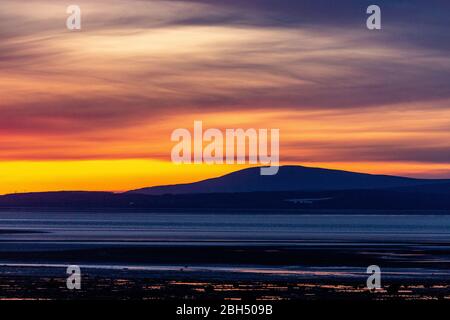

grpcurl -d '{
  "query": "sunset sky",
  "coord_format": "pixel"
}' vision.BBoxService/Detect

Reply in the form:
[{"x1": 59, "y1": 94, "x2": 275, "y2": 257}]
[{"x1": 1, "y1": 0, "x2": 449, "y2": 194}]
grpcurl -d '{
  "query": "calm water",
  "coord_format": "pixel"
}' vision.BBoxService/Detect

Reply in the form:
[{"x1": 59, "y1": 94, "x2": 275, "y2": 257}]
[
  {"x1": 0, "y1": 210, "x2": 449, "y2": 279},
  {"x1": 0, "y1": 210, "x2": 449, "y2": 249}
]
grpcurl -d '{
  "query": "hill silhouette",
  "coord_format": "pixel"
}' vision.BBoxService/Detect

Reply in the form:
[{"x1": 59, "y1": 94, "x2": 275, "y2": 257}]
[
  {"x1": 128, "y1": 165, "x2": 449, "y2": 195},
  {"x1": 1, "y1": 166, "x2": 450, "y2": 210}
]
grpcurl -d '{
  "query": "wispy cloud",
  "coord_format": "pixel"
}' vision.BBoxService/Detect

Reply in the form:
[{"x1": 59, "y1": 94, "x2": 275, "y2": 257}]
[{"x1": 0, "y1": 0, "x2": 449, "y2": 189}]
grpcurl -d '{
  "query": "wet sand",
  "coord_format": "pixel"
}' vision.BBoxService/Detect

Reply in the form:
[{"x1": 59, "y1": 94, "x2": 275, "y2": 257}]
[
  {"x1": 1, "y1": 264, "x2": 450, "y2": 301},
  {"x1": 0, "y1": 243, "x2": 449, "y2": 300},
  {"x1": 0, "y1": 242, "x2": 449, "y2": 268},
  {"x1": 1, "y1": 211, "x2": 449, "y2": 300}
]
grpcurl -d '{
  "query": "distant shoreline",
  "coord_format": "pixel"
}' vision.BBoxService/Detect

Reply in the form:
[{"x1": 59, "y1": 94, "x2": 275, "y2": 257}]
[
  {"x1": 0, "y1": 229, "x2": 48, "y2": 234},
  {"x1": 1, "y1": 207, "x2": 450, "y2": 215}
]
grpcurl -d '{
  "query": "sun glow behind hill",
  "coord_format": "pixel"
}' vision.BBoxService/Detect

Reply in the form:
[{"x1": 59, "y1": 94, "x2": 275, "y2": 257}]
[{"x1": 0, "y1": 0, "x2": 449, "y2": 194}]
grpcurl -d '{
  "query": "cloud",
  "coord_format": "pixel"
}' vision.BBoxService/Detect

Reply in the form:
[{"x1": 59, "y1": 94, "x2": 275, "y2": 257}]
[{"x1": 0, "y1": 0, "x2": 449, "y2": 172}]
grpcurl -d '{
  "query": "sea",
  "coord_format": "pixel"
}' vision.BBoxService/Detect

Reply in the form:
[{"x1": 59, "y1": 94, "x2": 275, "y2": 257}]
[{"x1": 0, "y1": 210, "x2": 449, "y2": 281}]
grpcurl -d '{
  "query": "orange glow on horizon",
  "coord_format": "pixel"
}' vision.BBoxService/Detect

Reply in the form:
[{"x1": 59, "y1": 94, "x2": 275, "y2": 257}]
[
  {"x1": 0, "y1": 159, "x2": 449, "y2": 195},
  {"x1": 1, "y1": 0, "x2": 449, "y2": 194},
  {"x1": 0, "y1": 160, "x2": 251, "y2": 195}
]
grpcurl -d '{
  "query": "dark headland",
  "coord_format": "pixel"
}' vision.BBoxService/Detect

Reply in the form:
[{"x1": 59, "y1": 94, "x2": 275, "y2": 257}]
[{"x1": 1, "y1": 166, "x2": 450, "y2": 211}]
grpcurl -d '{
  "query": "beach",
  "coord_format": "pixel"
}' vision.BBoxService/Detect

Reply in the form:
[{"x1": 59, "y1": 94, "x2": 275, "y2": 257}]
[{"x1": 0, "y1": 210, "x2": 449, "y2": 300}]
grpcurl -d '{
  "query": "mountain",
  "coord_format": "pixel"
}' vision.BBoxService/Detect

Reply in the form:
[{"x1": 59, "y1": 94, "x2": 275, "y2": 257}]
[
  {"x1": 2, "y1": 187, "x2": 450, "y2": 211},
  {"x1": 1, "y1": 166, "x2": 450, "y2": 211},
  {"x1": 128, "y1": 165, "x2": 449, "y2": 195}
]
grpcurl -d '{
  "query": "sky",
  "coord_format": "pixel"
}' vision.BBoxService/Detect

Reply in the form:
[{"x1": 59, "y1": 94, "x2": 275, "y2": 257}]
[{"x1": 1, "y1": 0, "x2": 449, "y2": 194}]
